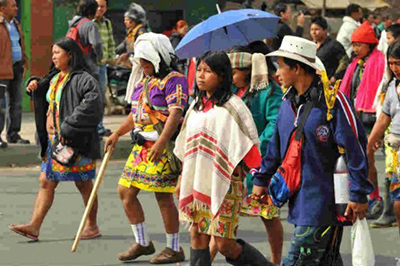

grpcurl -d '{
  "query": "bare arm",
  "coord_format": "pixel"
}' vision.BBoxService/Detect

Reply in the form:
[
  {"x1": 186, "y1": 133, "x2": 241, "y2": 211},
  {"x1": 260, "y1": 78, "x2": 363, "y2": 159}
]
[
  {"x1": 158, "y1": 109, "x2": 183, "y2": 143},
  {"x1": 366, "y1": 112, "x2": 391, "y2": 195},
  {"x1": 116, "y1": 112, "x2": 136, "y2": 136},
  {"x1": 367, "y1": 112, "x2": 391, "y2": 154},
  {"x1": 104, "y1": 112, "x2": 135, "y2": 152}
]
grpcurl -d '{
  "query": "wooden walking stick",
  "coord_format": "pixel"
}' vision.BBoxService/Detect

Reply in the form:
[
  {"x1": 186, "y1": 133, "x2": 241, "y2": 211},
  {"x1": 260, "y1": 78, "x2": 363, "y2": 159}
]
[{"x1": 71, "y1": 147, "x2": 112, "y2": 252}]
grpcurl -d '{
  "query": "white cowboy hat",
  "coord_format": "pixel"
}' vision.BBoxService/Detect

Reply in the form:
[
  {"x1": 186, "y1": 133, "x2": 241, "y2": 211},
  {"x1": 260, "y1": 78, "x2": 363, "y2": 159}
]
[{"x1": 267, "y1": 36, "x2": 325, "y2": 72}]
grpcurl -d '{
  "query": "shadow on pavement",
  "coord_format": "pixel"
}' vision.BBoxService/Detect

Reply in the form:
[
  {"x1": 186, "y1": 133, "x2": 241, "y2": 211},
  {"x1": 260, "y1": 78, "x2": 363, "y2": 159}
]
[{"x1": 341, "y1": 253, "x2": 400, "y2": 266}]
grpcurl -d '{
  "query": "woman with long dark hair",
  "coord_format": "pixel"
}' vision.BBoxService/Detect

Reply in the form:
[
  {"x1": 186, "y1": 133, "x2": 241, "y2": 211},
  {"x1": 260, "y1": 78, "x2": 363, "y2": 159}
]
[
  {"x1": 105, "y1": 33, "x2": 187, "y2": 264},
  {"x1": 174, "y1": 51, "x2": 274, "y2": 266},
  {"x1": 367, "y1": 40, "x2": 400, "y2": 232},
  {"x1": 9, "y1": 37, "x2": 104, "y2": 241}
]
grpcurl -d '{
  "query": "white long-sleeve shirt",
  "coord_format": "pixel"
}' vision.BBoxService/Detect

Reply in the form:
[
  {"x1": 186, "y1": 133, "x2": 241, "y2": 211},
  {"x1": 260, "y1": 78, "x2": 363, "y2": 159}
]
[{"x1": 337, "y1": 16, "x2": 360, "y2": 58}]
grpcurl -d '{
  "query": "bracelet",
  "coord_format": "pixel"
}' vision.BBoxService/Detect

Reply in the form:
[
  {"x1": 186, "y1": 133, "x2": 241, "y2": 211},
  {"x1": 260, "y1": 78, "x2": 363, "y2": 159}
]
[{"x1": 115, "y1": 129, "x2": 122, "y2": 137}]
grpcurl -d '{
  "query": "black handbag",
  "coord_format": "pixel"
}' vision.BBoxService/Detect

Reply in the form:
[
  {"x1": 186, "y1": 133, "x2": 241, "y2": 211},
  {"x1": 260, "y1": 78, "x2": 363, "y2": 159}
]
[{"x1": 51, "y1": 137, "x2": 78, "y2": 167}]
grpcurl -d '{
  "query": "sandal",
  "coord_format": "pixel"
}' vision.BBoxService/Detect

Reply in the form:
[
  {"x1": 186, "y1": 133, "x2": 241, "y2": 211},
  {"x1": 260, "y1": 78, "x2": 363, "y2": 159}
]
[
  {"x1": 77, "y1": 226, "x2": 102, "y2": 240},
  {"x1": 9, "y1": 225, "x2": 39, "y2": 241}
]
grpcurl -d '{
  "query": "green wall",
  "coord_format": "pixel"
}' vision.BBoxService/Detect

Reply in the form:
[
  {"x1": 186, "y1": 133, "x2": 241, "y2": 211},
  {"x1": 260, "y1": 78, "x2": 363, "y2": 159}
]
[
  {"x1": 21, "y1": 0, "x2": 30, "y2": 112},
  {"x1": 53, "y1": 2, "x2": 77, "y2": 42},
  {"x1": 185, "y1": 1, "x2": 218, "y2": 24}
]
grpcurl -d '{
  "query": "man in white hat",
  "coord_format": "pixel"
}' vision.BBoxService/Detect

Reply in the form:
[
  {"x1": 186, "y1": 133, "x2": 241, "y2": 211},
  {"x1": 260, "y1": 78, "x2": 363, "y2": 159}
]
[{"x1": 251, "y1": 36, "x2": 374, "y2": 265}]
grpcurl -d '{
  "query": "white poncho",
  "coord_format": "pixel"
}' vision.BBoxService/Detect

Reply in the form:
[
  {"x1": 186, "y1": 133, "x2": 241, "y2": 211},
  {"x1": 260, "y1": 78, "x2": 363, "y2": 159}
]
[{"x1": 174, "y1": 95, "x2": 260, "y2": 218}]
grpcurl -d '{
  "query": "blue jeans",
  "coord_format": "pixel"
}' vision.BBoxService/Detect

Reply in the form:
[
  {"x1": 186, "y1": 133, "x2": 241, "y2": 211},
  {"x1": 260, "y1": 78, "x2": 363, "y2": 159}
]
[
  {"x1": 96, "y1": 64, "x2": 108, "y2": 134},
  {"x1": 281, "y1": 226, "x2": 343, "y2": 266},
  {"x1": 0, "y1": 61, "x2": 23, "y2": 139},
  {"x1": 98, "y1": 64, "x2": 108, "y2": 91}
]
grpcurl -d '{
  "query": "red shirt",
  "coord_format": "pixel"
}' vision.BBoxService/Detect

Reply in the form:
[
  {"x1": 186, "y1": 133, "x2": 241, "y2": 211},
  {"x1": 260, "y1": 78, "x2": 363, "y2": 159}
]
[{"x1": 236, "y1": 86, "x2": 248, "y2": 98}]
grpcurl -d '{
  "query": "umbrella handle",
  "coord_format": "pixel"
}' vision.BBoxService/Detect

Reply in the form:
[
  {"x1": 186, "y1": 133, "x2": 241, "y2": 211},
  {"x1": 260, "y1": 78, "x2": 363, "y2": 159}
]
[
  {"x1": 216, "y1": 4, "x2": 221, "y2": 14},
  {"x1": 71, "y1": 148, "x2": 112, "y2": 252}
]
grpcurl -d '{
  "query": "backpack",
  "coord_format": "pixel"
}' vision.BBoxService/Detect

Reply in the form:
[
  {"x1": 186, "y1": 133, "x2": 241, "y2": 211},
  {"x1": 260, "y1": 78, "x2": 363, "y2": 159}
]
[{"x1": 66, "y1": 18, "x2": 91, "y2": 54}]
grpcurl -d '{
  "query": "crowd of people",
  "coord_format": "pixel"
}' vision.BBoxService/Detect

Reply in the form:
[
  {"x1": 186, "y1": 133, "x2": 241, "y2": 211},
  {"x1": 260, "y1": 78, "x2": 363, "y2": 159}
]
[{"x1": 1, "y1": 0, "x2": 399, "y2": 265}]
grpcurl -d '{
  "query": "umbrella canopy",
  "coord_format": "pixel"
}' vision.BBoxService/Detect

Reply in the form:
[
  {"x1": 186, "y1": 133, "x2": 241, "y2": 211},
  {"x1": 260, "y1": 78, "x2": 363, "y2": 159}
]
[
  {"x1": 175, "y1": 9, "x2": 279, "y2": 59},
  {"x1": 301, "y1": 0, "x2": 389, "y2": 10}
]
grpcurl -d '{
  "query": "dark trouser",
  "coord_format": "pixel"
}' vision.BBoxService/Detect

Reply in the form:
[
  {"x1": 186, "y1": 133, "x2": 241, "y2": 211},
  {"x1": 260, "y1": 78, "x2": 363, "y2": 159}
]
[
  {"x1": 0, "y1": 62, "x2": 23, "y2": 139},
  {"x1": 0, "y1": 81, "x2": 6, "y2": 135},
  {"x1": 281, "y1": 225, "x2": 343, "y2": 266},
  {"x1": 96, "y1": 64, "x2": 107, "y2": 134}
]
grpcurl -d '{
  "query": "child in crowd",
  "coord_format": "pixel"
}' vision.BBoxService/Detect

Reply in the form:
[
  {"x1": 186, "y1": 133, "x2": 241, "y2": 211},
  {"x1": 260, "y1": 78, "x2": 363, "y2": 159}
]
[{"x1": 174, "y1": 51, "x2": 274, "y2": 266}]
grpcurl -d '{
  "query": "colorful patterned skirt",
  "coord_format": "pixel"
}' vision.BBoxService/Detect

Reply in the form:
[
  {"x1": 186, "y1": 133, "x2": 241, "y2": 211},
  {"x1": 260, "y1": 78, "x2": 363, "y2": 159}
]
[
  {"x1": 384, "y1": 127, "x2": 395, "y2": 174},
  {"x1": 390, "y1": 174, "x2": 400, "y2": 201},
  {"x1": 118, "y1": 143, "x2": 178, "y2": 193},
  {"x1": 240, "y1": 173, "x2": 279, "y2": 219},
  {"x1": 181, "y1": 175, "x2": 245, "y2": 239},
  {"x1": 390, "y1": 151, "x2": 400, "y2": 201},
  {"x1": 41, "y1": 135, "x2": 96, "y2": 182},
  {"x1": 385, "y1": 142, "x2": 395, "y2": 174}
]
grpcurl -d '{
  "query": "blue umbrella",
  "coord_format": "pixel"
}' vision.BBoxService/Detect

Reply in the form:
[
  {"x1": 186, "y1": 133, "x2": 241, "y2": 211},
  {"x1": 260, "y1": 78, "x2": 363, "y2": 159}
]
[{"x1": 175, "y1": 9, "x2": 280, "y2": 59}]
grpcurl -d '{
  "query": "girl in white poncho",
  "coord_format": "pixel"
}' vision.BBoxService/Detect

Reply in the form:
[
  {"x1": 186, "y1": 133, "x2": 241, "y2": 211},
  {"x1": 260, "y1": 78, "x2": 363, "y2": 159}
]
[{"x1": 174, "y1": 51, "x2": 274, "y2": 266}]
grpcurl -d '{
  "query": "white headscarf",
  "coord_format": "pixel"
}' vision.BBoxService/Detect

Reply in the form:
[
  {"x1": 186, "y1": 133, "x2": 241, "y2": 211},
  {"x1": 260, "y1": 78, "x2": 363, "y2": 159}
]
[{"x1": 125, "y1": 33, "x2": 175, "y2": 102}]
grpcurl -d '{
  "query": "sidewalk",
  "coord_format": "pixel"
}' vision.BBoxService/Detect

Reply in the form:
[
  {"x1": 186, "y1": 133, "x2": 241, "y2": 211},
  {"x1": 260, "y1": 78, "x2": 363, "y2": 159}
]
[{"x1": 0, "y1": 112, "x2": 132, "y2": 167}]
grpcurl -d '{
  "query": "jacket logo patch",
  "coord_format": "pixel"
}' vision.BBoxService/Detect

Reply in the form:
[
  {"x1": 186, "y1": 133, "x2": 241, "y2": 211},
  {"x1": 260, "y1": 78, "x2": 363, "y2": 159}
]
[{"x1": 316, "y1": 125, "x2": 330, "y2": 142}]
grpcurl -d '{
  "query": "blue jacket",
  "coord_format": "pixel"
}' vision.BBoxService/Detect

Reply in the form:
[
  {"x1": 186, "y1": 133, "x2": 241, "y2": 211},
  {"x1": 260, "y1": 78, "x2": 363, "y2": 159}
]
[{"x1": 253, "y1": 82, "x2": 374, "y2": 226}]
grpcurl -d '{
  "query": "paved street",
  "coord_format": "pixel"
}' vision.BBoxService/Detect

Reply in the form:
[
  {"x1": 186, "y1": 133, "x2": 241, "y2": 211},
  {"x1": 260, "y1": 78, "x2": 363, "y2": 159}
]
[{"x1": 0, "y1": 157, "x2": 399, "y2": 266}]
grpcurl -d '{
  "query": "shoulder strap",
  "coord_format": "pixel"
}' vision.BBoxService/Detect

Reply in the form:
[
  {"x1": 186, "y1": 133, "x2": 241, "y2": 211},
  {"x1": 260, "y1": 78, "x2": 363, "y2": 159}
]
[
  {"x1": 294, "y1": 101, "x2": 313, "y2": 141},
  {"x1": 50, "y1": 73, "x2": 72, "y2": 137},
  {"x1": 76, "y1": 17, "x2": 90, "y2": 28},
  {"x1": 52, "y1": 91, "x2": 59, "y2": 138},
  {"x1": 143, "y1": 77, "x2": 153, "y2": 108},
  {"x1": 74, "y1": 18, "x2": 91, "y2": 53},
  {"x1": 142, "y1": 78, "x2": 168, "y2": 124}
]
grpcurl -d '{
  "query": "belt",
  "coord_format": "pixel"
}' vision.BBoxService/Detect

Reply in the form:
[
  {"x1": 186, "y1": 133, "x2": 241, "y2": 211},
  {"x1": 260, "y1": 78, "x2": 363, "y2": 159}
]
[{"x1": 13, "y1": 61, "x2": 22, "y2": 66}]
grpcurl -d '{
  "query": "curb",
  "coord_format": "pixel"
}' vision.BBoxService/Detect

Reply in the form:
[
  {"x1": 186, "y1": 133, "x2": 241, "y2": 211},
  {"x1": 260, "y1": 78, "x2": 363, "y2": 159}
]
[{"x1": 0, "y1": 139, "x2": 132, "y2": 167}]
